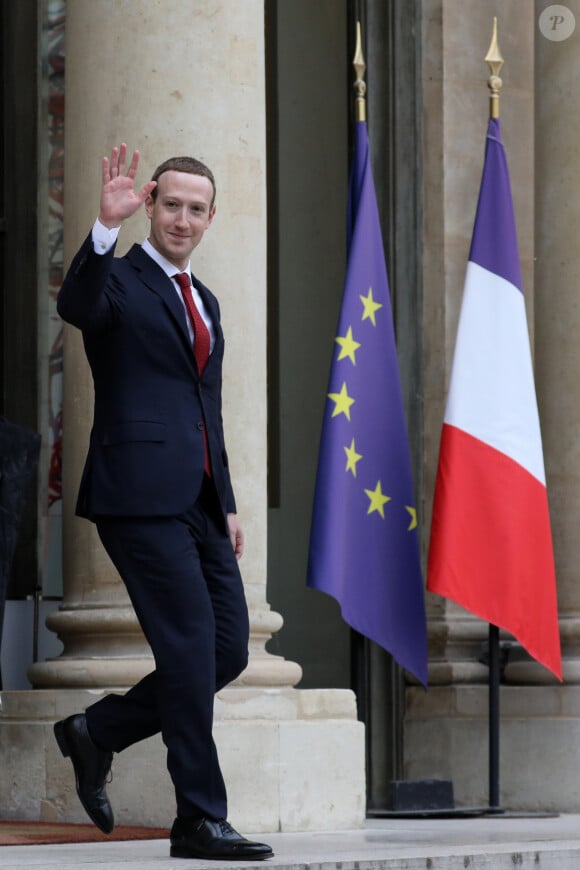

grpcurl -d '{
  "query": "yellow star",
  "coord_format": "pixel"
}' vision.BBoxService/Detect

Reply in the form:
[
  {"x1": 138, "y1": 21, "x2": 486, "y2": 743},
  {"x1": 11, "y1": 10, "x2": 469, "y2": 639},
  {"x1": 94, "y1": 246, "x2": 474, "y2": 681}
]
[
  {"x1": 364, "y1": 481, "x2": 391, "y2": 518},
  {"x1": 344, "y1": 438, "x2": 363, "y2": 477},
  {"x1": 360, "y1": 287, "x2": 383, "y2": 326},
  {"x1": 406, "y1": 506, "x2": 418, "y2": 530},
  {"x1": 327, "y1": 382, "x2": 355, "y2": 420},
  {"x1": 335, "y1": 326, "x2": 361, "y2": 365}
]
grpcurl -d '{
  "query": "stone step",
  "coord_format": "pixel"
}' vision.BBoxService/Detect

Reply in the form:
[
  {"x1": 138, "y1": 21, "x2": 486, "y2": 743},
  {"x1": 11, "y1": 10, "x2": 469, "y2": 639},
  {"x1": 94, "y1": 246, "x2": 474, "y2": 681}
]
[{"x1": 1, "y1": 817, "x2": 580, "y2": 869}]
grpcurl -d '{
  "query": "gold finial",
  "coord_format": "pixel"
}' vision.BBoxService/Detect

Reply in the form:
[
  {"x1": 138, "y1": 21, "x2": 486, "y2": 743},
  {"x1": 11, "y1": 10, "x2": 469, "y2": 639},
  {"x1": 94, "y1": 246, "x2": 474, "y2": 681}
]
[
  {"x1": 485, "y1": 17, "x2": 503, "y2": 119},
  {"x1": 353, "y1": 21, "x2": 366, "y2": 123}
]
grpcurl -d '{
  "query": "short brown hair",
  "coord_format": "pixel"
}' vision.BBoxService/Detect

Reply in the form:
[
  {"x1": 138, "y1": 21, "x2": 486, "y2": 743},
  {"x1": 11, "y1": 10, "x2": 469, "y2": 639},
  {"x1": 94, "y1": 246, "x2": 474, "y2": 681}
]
[{"x1": 150, "y1": 156, "x2": 216, "y2": 206}]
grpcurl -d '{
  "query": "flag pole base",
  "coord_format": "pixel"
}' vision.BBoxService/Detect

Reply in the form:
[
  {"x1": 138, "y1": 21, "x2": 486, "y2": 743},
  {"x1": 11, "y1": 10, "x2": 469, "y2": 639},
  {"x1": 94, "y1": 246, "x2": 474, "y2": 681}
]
[
  {"x1": 483, "y1": 810, "x2": 560, "y2": 819},
  {"x1": 369, "y1": 807, "x2": 487, "y2": 819},
  {"x1": 371, "y1": 779, "x2": 488, "y2": 817}
]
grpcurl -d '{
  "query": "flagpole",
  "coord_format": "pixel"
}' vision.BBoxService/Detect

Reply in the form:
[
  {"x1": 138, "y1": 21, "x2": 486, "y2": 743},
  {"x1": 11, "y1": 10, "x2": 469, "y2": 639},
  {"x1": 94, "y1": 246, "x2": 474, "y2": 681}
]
[
  {"x1": 348, "y1": 11, "x2": 367, "y2": 749},
  {"x1": 485, "y1": 17, "x2": 503, "y2": 120},
  {"x1": 340, "y1": 19, "x2": 429, "y2": 812},
  {"x1": 353, "y1": 20, "x2": 366, "y2": 123},
  {"x1": 485, "y1": 16, "x2": 504, "y2": 816}
]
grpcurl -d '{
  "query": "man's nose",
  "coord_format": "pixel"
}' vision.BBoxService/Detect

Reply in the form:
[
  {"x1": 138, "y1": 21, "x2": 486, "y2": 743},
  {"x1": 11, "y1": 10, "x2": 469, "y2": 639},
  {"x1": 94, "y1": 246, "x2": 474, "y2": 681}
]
[{"x1": 175, "y1": 208, "x2": 189, "y2": 225}]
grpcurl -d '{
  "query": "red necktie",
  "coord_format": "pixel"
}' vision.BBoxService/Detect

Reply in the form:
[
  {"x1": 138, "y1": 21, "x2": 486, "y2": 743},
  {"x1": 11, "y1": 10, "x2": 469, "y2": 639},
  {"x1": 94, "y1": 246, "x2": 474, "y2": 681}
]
[
  {"x1": 174, "y1": 272, "x2": 211, "y2": 375},
  {"x1": 174, "y1": 271, "x2": 212, "y2": 475}
]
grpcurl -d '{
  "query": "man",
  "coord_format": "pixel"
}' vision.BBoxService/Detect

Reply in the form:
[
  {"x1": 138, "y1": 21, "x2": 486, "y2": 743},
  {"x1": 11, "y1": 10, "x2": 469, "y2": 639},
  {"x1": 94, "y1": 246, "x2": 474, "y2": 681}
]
[{"x1": 54, "y1": 144, "x2": 272, "y2": 861}]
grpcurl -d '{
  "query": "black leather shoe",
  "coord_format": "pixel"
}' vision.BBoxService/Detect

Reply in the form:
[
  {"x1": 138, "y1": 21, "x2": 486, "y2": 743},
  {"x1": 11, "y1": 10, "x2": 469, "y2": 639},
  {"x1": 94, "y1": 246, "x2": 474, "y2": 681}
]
[
  {"x1": 54, "y1": 713, "x2": 114, "y2": 834},
  {"x1": 169, "y1": 816, "x2": 273, "y2": 860}
]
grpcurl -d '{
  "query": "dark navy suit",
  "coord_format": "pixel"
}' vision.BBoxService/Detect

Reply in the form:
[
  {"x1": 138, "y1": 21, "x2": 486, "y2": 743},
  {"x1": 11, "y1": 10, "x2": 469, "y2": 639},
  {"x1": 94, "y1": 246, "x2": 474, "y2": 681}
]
[{"x1": 57, "y1": 236, "x2": 249, "y2": 820}]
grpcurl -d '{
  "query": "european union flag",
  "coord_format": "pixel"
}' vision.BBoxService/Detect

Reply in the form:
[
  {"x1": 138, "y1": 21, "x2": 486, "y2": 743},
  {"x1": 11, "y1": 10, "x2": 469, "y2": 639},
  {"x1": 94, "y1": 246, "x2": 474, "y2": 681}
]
[{"x1": 307, "y1": 120, "x2": 428, "y2": 686}]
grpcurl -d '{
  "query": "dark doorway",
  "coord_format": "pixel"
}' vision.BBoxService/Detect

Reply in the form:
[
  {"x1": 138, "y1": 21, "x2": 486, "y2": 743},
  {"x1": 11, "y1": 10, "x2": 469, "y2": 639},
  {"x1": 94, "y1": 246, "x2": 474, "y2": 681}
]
[
  {"x1": 266, "y1": 0, "x2": 423, "y2": 812},
  {"x1": 0, "y1": 0, "x2": 40, "y2": 597}
]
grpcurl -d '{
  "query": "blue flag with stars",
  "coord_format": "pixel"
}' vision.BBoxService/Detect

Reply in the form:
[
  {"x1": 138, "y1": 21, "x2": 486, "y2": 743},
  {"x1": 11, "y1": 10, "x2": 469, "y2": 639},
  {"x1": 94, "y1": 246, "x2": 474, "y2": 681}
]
[{"x1": 307, "y1": 120, "x2": 428, "y2": 686}]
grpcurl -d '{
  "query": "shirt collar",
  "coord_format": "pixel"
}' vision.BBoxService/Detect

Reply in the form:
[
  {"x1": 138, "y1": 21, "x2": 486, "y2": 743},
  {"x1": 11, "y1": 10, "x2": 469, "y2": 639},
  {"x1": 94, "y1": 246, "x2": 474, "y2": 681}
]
[{"x1": 142, "y1": 237, "x2": 191, "y2": 280}]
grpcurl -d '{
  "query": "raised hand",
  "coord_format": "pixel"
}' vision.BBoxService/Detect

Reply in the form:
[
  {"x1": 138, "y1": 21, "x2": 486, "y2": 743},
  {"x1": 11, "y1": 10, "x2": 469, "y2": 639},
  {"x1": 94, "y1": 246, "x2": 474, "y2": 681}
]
[{"x1": 99, "y1": 143, "x2": 157, "y2": 229}]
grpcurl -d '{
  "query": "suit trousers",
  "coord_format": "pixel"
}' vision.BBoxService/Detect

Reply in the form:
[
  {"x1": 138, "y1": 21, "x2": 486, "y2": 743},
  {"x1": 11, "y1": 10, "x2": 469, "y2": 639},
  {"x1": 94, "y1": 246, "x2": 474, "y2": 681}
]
[{"x1": 84, "y1": 477, "x2": 250, "y2": 820}]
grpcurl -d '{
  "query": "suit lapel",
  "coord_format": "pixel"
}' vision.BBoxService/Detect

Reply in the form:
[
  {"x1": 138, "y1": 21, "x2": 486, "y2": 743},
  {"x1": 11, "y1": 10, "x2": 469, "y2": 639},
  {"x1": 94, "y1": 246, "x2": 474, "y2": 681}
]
[
  {"x1": 124, "y1": 245, "x2": 223, "y2": 375},
  {"x1": 125, "y1": 244, "x2": 191, "y2": 347}
]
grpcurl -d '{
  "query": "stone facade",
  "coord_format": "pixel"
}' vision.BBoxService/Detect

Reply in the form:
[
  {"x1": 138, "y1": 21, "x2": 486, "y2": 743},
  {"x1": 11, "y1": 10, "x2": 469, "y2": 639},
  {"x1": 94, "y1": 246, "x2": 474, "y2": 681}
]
[{"x1": 2, "y1": 0, "x2": 580, "y2": 826}]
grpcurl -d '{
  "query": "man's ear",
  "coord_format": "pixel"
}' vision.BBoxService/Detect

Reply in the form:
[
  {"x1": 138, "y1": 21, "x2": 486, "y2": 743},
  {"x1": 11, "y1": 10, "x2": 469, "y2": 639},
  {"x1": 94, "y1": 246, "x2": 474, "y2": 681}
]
[
  {"x1": 144, "y1": 195, "x2": 154, "y2": 219},
  {"x1": 207, "y1": 204, "x2": 217, "y2": 226}
]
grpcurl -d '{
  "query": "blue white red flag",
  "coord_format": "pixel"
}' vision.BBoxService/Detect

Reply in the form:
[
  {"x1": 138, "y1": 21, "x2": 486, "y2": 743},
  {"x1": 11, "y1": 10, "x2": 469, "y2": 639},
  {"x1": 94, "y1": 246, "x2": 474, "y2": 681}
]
[
  {"x1": 427, "y1": 118, "x2": 562, "y2": 680},
  {"x1": 307, "y1": 121, "x2": 428, "y2": 686}
]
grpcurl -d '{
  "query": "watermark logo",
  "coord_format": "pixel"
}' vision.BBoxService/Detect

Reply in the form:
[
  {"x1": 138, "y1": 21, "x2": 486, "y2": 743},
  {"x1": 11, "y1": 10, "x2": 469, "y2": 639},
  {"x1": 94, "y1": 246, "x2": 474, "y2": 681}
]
[{"x1": 539, "y1": 4, "x2": 576, "y2": 41}]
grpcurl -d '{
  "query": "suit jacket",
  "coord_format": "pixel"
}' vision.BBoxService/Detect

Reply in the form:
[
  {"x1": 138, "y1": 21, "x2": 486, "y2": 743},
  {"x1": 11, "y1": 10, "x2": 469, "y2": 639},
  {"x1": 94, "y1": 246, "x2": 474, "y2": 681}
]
[{"x1": 57, "y1": 235, "x2": 236, "y2": 531}]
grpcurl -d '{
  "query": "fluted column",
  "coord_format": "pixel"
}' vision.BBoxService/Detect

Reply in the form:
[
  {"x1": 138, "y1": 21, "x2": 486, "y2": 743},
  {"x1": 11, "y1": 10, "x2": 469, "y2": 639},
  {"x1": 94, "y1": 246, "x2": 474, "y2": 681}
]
[
  {"x1": 29, "y1": 0, "x2": 300, "y2": 691},
  {"x1": 402, "y1": 1, "x2": 580, "y2": 814},
  {"x1": 518, "y1": 0, "x2": 580, "y2": 685}
]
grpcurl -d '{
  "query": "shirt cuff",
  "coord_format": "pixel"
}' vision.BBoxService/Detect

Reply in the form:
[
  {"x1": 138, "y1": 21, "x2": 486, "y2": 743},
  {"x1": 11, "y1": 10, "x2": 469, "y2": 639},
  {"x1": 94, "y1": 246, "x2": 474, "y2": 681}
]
[{"x1": 92, "y1": 218, "x2": 121, "y2": 254}]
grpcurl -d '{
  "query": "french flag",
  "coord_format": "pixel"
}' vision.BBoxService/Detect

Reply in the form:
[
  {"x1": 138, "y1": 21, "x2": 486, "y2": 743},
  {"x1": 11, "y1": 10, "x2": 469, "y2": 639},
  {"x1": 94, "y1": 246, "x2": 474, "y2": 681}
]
[{"x1": 427, "y1": 118, "x2": 562, "y2": 680}]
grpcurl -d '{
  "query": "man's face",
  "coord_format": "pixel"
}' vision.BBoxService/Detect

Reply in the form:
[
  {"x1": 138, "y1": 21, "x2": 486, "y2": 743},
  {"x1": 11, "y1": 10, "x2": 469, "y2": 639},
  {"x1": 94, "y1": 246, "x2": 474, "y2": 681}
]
[{"x1": 145, "y1": 170, "x2": 216, "y2": 269}]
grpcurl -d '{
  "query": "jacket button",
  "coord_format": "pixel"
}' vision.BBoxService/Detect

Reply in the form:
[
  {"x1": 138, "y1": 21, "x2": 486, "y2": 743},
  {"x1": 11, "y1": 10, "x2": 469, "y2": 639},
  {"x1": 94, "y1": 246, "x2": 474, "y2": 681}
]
[{"x1": 197, "y1": 421, "x2": 205, "y2": 430}]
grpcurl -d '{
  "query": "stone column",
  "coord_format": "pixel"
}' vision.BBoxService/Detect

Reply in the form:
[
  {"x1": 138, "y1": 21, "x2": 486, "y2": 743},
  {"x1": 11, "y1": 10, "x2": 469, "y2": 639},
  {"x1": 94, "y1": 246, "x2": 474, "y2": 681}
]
[
  {"x1": 3, "y1": 0, "x2": 365, "y2": 832},
  {"x1": 28, "y1": 0, "x2": 299, "y2": 692},
  {"x1": 513, "y1": 0, "x2": 580, "y2": 686},
  {"x1": 403, "y1": 1, "x2": 579, "y2": 811}
]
